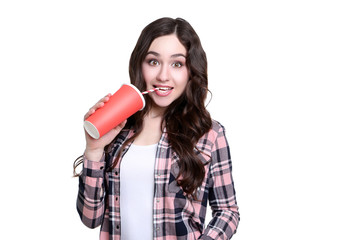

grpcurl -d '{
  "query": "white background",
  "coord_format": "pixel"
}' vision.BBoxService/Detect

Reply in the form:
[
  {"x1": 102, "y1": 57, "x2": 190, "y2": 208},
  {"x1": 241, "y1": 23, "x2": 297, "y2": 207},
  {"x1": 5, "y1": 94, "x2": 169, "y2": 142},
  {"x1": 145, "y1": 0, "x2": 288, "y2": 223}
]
[{"x1": 1, "y1": 0, "x2": 359, "y2": 239}]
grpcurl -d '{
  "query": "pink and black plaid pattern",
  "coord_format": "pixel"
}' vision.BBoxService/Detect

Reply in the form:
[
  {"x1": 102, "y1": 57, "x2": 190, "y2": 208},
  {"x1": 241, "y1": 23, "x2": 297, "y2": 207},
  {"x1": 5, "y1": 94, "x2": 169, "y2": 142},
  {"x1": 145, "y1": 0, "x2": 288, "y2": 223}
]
[{"x1": 77, "y1": 120, "x2": 239, "y2": 239}]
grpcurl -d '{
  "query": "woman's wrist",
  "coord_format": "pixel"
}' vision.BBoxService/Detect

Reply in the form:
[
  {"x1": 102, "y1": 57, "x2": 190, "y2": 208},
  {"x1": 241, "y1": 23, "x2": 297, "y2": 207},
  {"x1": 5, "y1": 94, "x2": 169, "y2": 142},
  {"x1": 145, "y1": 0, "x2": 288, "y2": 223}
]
[{"x1": 84, "y1": 148, "x2": 104, "y2": 162}]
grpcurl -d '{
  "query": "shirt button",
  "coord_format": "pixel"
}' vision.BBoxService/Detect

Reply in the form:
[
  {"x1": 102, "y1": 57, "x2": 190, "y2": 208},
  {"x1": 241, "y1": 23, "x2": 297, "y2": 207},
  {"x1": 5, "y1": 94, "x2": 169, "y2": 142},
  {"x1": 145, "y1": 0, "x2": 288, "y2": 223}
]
[
  {"x1": 156, "y1": 199, "x2": 160, "y2": 203},
  {"x1": 161, "y1": 149, "x2": 165, "y2": 153}
]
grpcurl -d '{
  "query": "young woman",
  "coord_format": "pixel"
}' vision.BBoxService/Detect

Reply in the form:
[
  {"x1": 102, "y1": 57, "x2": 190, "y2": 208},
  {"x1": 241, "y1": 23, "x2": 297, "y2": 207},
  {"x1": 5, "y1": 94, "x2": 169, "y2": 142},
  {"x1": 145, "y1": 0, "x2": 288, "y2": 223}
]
[{"x1": 74, "y1": 17, "x2": 239, "y2": 240}]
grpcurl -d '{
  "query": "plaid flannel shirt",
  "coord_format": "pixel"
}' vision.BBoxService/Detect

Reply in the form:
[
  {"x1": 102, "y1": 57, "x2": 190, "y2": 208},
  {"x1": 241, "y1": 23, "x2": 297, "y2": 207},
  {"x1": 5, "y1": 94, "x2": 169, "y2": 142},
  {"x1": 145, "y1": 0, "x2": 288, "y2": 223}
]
[{"x1": 77, "y1": 120, "x2": 239, "y2": 239}]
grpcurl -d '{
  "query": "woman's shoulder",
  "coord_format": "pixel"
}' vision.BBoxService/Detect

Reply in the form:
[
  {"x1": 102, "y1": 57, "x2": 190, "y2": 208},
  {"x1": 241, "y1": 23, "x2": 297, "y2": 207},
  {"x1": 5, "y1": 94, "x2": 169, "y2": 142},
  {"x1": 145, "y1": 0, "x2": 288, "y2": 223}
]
[
  {"x1": 209, "y1": 119, "x2": 227, "y2": 135},
  {"x1": 197, "y1": 119, "x2": 226, "y2": 144},
  {"x1": 116, "y1": 127, "x2": 134, "y2": 143},
  {"x1": 106, "y1": 127, "x2": 134, "y2": 154},
  {"x1": 194, "y1": 119, "x2": 229, "y2": 159}
]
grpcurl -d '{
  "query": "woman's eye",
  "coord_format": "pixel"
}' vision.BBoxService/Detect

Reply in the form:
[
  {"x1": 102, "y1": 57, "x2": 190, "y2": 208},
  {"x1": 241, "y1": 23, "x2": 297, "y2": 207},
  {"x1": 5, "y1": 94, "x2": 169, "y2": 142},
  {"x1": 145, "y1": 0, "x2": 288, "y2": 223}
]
[
  {"x1": 172, "y1": 62, "x2": 183, "y2": 68},
  {"x1": 148, "y1": 59, "x2": 159, "y2": 66}
]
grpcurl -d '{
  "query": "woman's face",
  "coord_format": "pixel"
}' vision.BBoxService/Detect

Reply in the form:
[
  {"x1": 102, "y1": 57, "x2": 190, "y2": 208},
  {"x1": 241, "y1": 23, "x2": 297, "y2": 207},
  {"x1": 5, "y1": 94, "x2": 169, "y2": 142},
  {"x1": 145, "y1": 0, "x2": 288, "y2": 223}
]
[{"x1": 142, "y1": 34, "x2": 189, "y2": 110}]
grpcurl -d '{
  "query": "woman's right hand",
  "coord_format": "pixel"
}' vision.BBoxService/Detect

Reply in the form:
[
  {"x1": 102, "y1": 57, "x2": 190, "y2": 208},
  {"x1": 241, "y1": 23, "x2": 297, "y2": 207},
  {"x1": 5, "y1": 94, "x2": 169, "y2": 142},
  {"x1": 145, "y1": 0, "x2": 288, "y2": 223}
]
[{"x1": 83, "y1": 93, "x2": 127, "y2": 161}]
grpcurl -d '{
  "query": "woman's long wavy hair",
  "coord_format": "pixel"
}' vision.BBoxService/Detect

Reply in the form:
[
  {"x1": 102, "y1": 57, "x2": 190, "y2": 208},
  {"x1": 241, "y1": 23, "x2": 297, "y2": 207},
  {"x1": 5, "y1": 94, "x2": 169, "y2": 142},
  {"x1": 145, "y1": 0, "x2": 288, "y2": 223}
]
[{"x1": 76, "y1": 17, "x2": 212, "y2": 199}]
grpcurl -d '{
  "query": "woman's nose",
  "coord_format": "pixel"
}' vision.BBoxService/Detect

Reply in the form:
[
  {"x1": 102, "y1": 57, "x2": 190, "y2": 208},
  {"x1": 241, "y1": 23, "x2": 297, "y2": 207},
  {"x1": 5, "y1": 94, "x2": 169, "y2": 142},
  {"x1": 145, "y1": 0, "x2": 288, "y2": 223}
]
[{"x1": 157, "y1": 65, "x2": 170, "y2": 82}]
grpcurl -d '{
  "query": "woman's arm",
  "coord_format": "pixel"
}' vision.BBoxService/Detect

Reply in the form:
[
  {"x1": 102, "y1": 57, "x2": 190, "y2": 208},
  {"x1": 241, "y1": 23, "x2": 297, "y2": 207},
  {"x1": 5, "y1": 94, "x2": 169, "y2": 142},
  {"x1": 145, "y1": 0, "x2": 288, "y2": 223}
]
[
  {"x1": 76, "y1": 154, "x2": 107, "y2": 229},
  {"x1": 76, "y1": 93, "x2": 126, "y2": 228},
  {"x1": 200, "y1": 123, "x2": 240, "y2": 239}
]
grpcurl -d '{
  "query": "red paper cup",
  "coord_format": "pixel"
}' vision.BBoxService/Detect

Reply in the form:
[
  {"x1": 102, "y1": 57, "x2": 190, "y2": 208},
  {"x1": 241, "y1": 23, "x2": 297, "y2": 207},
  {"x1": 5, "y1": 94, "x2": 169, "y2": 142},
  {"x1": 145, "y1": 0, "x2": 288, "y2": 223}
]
[{"x1": 84, "y1": 83, "x2": 145, "y2": 139}]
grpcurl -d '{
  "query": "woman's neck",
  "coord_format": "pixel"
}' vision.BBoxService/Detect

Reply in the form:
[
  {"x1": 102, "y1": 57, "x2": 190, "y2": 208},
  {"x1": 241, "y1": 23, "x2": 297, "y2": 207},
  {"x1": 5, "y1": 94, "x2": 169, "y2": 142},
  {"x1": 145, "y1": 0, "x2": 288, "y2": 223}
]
[
  {"x1": 148, "y1": 105, "x2": 166, "y2": 119},
  {"x1": 132, "y1": 107, "x2": 164, "y2": 146}
]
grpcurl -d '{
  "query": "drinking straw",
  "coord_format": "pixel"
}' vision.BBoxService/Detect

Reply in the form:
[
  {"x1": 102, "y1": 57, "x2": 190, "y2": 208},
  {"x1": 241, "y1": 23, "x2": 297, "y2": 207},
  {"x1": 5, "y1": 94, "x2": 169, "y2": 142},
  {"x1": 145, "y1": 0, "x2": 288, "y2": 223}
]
[{"x1": 142, "y1": 88, "x2": 160, "y2": 95}]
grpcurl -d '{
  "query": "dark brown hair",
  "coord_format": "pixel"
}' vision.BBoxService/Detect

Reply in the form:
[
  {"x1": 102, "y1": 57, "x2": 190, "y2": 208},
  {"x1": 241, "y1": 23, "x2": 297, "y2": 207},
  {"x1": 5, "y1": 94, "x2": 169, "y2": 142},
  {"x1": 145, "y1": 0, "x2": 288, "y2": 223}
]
[{"x1": 76, "y1": 17, "x2": 212, "y2": 198}]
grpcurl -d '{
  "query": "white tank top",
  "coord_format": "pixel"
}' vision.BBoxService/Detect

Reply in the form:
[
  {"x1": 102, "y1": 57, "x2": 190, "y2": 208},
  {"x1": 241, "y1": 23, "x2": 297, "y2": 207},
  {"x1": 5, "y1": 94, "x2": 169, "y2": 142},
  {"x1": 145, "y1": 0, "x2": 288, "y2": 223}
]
[{"x1": 120, "y1": 143, "x2": 157, "y2": 240}]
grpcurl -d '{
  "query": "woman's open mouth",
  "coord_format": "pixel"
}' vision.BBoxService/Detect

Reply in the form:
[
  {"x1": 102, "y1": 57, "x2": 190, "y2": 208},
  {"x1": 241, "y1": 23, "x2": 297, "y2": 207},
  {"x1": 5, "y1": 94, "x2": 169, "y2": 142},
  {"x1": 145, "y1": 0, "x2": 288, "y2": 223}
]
[{"x1": 154, "y1": 86, "x2": 174, "y2": 96}]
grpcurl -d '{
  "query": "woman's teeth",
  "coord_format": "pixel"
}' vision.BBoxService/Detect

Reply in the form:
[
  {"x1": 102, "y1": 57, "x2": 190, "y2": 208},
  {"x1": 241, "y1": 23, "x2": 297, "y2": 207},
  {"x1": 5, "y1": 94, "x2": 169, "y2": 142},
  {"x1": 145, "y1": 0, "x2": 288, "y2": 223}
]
[{"x1": 158, "y1": 87, "x2": 173, "y2": 91}]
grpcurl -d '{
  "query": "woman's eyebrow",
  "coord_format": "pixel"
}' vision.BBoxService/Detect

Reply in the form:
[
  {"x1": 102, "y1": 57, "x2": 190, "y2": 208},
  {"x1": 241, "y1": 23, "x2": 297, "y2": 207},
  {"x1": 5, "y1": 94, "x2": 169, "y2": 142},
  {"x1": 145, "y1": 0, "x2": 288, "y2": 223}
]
[
  {"x1": 171, "y1": 53, "x2": 186, "y2": 58},
  {"x1": 146, "y1": 51, "x2": 186, "y2": 58},
  {"x1": 146, "y1": 51, "x2": 160, "y2": 56}
]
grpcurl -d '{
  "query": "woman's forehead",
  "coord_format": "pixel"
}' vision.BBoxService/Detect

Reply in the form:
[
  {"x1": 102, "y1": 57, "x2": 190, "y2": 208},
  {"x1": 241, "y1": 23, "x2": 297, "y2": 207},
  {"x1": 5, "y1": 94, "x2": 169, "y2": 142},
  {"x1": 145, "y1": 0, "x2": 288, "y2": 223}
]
[{"x1": 148, "y1": 34, "x2": 187, "y2": 57}]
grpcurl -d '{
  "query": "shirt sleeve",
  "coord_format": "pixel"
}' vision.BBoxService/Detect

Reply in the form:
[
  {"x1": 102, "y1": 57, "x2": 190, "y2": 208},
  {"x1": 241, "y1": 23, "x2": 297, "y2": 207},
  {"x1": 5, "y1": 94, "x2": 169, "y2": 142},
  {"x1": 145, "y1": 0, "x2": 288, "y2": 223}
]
[
  {"x1": 76, "y1": 154, "x2": 107, "y2": 229},
  {"x1": 200, "y1": 124, "x2": 240, "y2": 239}
]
